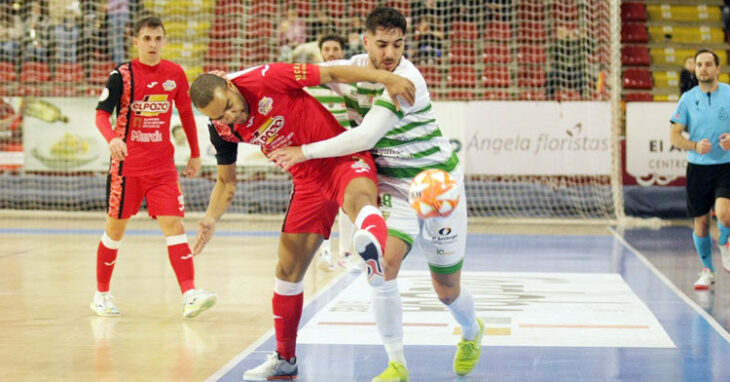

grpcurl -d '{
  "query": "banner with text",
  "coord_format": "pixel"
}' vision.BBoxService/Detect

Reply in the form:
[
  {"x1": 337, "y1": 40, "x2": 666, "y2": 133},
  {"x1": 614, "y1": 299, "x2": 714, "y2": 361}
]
[
  {"x1": 464, "y1": 102, "x2": 611, "y2": 175},
  {"x1": 625, "y1": 102, "x2": 687, "y2": 186}
]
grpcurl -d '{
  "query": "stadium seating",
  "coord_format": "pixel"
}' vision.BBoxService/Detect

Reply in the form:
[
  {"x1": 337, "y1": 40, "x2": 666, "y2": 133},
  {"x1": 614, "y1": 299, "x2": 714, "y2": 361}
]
[
  {"x1": 516, "y1": 44, "x2": 546, "y2": 64},
  {"x1": 624, "y1": 92, "x2": 654, "y2": 102},
  {"x1": 251, "y1": 0, "x2": 277, "y2": 15},
  {"x1": 621, "y1": 3, "x2": 647, "y2": 22},
  {"x1": 482, "y1": 43, "x2": 511, "y2": 64},
  {"x1": 484, "y1": 21, "x2": 512, "y2": 41},
  {"x1": 449, "y1": 21, "x2": 479, "y2": 41},
  {"x1": 416, "y1": 64, "x2": 443, "y2": 88},
  {"x1": 19, "y1": 62, "x2": 51, "y2": 83},
  {"x1": 516, "y1": 2, "x2": 545, "y2": 21},
  {"x1": 552, "y1": 1, "x2": 579, "y2": 20},
  {"x1": 481, "y1": 66, "x2": 510, "y2": 88},
  {"x1": 621, "y1": 23, "x2": 649, "y2": 43},
  {"x1": 484, "y1": 91, "x2": 511, "y2": 100},
  {"x1": 621, "y1": 45, "x2": 651, "y2": 66},
  {"x1": 0, "y1": 62, "x2": 16, "y2": 83},
  {"x1": 646, "y1": 4, "x2": 721, "y2": 22},
  {"x1": 516, "y1": 22, "x2": 547, "y2": 42},
  {"x1": 623, "y1": 68, "x2": 652, "y2": 89},
  {"x1": 89, "y1": 61, "x2": 115, "y2": 85},
  {"x1": 517, "y1": 66, "x2": 546, "y2": 88},
  {"x1": 448, "y1": 43, "x2": 478, "y2": 65},
  {"x1": 518, "y1": 91, "x2": 547, "y2": 101},
  {"x1": 384, "y1": 0, "x2": 411, "y2": 16},
  {"x1": 446, "y1": 66, "x2": 478, "y2": 88}
]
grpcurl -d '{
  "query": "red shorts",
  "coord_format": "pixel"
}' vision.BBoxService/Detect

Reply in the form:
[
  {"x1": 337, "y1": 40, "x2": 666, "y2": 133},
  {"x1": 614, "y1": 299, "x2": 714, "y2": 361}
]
[
  {"x1": 282, "y1": 152, "x2": 377, "y2": 238},
  {"x1": 106, "y1": 171, "x2": 184, "y2": 219}
]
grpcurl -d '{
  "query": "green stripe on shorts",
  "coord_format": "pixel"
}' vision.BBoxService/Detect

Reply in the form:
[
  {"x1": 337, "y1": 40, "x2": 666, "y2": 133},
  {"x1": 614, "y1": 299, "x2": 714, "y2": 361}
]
[
  {"x1": 388, "y1": 228, "x2": 413, "y2": 246},
  {"x1": 428, "y1": 259, "x2": 463, "y2": 274}
]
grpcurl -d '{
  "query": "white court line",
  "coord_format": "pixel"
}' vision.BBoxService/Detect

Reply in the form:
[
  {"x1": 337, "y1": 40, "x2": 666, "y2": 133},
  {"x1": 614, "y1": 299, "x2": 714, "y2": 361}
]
[
  {"x1": 608, "y1": 227, "x2": 730, "y2": 342},
  {"x1": 204, "y1": 271, "x2": 354, "y2": 382}
]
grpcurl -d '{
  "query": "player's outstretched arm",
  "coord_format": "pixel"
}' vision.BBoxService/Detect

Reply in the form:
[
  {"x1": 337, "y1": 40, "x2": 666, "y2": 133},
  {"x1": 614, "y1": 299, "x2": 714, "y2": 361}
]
[
  {"x1": 319, "y1": 65, "x2": 415, "y2": 110},
  {"x1": 193, "y1": 164, "x2": 237, "y2": 255}
]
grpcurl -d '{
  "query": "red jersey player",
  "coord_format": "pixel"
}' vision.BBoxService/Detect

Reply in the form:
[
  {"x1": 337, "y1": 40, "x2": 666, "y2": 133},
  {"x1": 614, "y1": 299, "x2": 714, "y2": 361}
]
[
  {"x1": 91, "y1": 16, "x2": 217, "y2": 319},
  {"x1": 188, "y1": 63, "x2": 414, "y2": 380}
]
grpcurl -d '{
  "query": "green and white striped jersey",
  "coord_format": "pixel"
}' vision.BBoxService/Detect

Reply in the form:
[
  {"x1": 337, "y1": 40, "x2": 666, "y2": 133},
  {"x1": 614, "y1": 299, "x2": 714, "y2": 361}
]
[
  {"x1": 324, "y1": 54, "x2": 459, "y2": 181},
  {"x1": 305, "y1": 85, "x2": 351, "y2": 129}
]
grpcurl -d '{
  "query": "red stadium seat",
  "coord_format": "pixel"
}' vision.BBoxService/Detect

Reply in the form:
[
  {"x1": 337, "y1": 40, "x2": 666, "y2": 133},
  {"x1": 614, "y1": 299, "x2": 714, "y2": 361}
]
[
  {"x1": 621, "y1": 3, "x2": 647, "y2": 22},
  {"x1": 384, "y1": 0, "x2": 411, "y2": 16},
  {"x1": 516, "y1": 44, "x2": 546, "y2": 64},
  {"x1": 483, "y1": 43, "x2": 511, "y2": 64},
  {"x1": 555, "y1": 90, "x2": 582, "y2": 101},
  {"x1": 245, "y1": 19, "x2": 273, "y2": 38},
  {"x1": 449, "y1": 91, "x2": 475, "y2": 100},
  {"x1": 621, "y1": 45, "x2": 650, "y2": 66},
  {"x1": 320, "y1": 0, "x2": 345, "y2": 19},
  {"x1": 215, "y1": 0, "x2": 243, "y2": 15},
  {"x1": 484, "y1": 21, "x2": 512, "y2": 41},
  {"x1": 350, "y1": 0, "x2": 377, "y2": 17},
  {"x1": 518, "y1": 91, "x2": 547, "y2": 101},
  {"x1": 516, "y1": 22, "x2": 547, "y2": 42},
  {"x1": 623, "y1": 68, "x2": 652, "y2": 89},
  {"x1": 89, "y1": 61, "x2": 114, "y2": 85},
  {"x1": 517, "y1": 66, "x2": 546, "y2": 88},
  {"x1": 516, "y1": 2, "x2": 544, "y2": 20},
  {"x1": 484, "y1": 91, "x2": 511, "y2": 100},
  {"x1": 285, "y1": 0, "x2": 310, "y2": 17},
  {"x1": 621, "y1": 23, "x2": 649, "y2": 43},
  {"x1": 251, "y1": 0, "x2": 277, "y2": 15},
  {"x1": 210, "y1": 17, "x2": 238, "y2": 39},
  {"x1": 417, "y1": 64, "x2": 442, "y2": 88},
  {"x1": 19, "y1": 62, "x2": 51, "y2": 83},
  {"x1": 53, "y1": 62, "x2": 85, "y2": 83},
  {"x1": 624, "y1": 92, "x2": 654, "y2": 102},
  {"x1": 552, "y1": 1, "x2": 579, "y2": 20},
  {"x1": 482, "y1": 66, "x2": 510, "y2": 88},
  {"x1": 447, "y1": 66, "x2": 478, "y2": 88},
  {"x1": 449, "y1": 21, "x2": 479, "y2": 41},
  {"x1": 448, "y1": 43, "x2": 477, "y2": 64},
  {"x1": 0, "y1": 62, "x2": 16, "y2": 82}
]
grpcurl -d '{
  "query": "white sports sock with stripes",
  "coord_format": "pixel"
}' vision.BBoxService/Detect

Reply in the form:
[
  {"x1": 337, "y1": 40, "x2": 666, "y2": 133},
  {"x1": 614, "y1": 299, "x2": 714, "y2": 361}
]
[{"x1": 372, "y1": 279, "x2": 406, "y2": 365}]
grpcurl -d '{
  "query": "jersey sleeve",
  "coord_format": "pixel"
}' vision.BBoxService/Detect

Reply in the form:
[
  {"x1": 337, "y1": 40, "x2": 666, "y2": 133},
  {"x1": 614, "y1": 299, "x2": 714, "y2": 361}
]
[
  {"x1": 318, "y1": 58, "x2": 354, "y2": 96},
  {"x1": 95, "y1": 67, "x2": 123, "y2": 114},
  {"x1": 670, "y1": 93, "x2": 689, "y2": 126},
  {"x1": 264, "y1": 63, "x2": 321, "y2": 91},
  {"x1": 174, "y1": 70, "x2": 201, "y2": 158},
  {"x1": 208, "y1": 120, "x2": 238, "y2": 165}
]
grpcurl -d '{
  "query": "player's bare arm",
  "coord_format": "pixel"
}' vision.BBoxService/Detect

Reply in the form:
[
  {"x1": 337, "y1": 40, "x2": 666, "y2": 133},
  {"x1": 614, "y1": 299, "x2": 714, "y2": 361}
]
[
  {"x1": 319, "y1": 65, "x2": 415, "y2": 110},
  {"x1": 183, "y1": 157, "x2": 201, "y2": 177},
  {"x1": 670, "y1": 122, "x2": 711, "y2": 154},
  {"x1": 193, "y1": 163, "x2": 237, "y2": 255}
]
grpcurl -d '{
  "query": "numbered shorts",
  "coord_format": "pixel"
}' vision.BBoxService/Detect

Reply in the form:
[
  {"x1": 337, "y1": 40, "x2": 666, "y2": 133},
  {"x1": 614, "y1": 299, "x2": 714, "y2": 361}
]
[
  {"x1": 282, "y1": 152, "x2": 377, "y2": 238},
  {"x1": 106, "y1": 171, "x2": 184, "y2": 219},
  {"x1": 379, "y1": 173, "x2": 467, "y2": 274},
  {"x1": 686, "y1": 162, "x2": 730, "y2": 217}
]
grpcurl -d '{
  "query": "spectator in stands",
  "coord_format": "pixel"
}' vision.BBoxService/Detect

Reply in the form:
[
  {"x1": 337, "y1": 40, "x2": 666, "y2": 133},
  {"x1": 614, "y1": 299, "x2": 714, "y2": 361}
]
[
  {"x1": 486, "y1": 0, "x2": 511, "y2": 21},
  {"x1": 669, "y1": 49, "x2": 730, "y2": 290},
  {"x1": 546, "y1": 24, "x2": 589, "y2": 100},
  {"x1": 309, "y1": 10, "x2": 337, "y2": 42},
  {"x1": 80, "y1": 0, "x2": 109, "y2": 73},
  {"x1": 345, "y1": 16, "x2": 365, "y2": 57},
  {"x1": 54, "y1": 9, "x2": 79, "y2": 63},
  {"x1": 680, "y1": 56, "x2": 698, "y2": 95},
  {"x1": 277, "y1": 8, "x2": 307, "y2": 62},
  {"x1": 22, "y1": 1, "x2": 50, "y2": 62},
  {"x1": 107, "y1": 0, "x2": 130, "y2": 64},
  {"x1": 411, "y1": 16, "x2": 443, "y2": 64},
  {"x1": 723, "y1": 0, "x2": 730, "y2": 41},
  {"x1": 0, "y1": 4, "x2": 23, "y2": 63},
  {"x1": 412, "y1": 0, "x2": 449, "y2": 31}
]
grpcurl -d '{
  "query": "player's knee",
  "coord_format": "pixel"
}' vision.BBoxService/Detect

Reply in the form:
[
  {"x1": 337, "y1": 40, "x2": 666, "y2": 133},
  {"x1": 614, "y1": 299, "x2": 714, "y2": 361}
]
[{"x1": 437, "y1": 292, "x2": 458, "y2": 305}]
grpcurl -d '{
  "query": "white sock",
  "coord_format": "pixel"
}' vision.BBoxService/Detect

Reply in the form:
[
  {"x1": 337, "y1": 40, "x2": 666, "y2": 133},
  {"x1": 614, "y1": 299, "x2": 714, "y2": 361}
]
[
  {"x1": 447, "y1": 289, "x2": 480, "y2": 341},
  {"x1": 320, "y1": 238, "x2": 331, "y2": 254},
  {"x1": 372, "y1": 279, "x2": 406, "y2": 365},
  {"x1": 338, "y1": 209, "x2": 354, "y2": 254}
]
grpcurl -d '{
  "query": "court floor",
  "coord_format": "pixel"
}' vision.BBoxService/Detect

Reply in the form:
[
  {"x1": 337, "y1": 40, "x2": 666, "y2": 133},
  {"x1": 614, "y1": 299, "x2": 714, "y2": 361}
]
[{"x1": 0, "y1": 215, "x2": 729, "y2": 381}]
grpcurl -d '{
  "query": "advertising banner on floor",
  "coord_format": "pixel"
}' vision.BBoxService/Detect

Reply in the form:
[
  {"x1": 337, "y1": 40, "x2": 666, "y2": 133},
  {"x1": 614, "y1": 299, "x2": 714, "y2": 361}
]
[{"x1": 464, "y1": 102, "x2": 612, "y2": 175}]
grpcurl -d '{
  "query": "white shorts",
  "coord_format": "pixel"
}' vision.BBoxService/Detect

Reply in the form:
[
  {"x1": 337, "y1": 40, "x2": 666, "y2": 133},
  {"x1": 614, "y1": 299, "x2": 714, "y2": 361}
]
[{"x1": 378, "y1": 169, "x2": 467, "y2": 274}]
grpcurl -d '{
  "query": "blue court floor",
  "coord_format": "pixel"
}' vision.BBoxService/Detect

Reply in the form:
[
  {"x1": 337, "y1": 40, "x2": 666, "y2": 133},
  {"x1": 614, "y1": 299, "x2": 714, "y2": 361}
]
[{"x1": 208, "y1": 227, "x2": 730, "y2": 382}]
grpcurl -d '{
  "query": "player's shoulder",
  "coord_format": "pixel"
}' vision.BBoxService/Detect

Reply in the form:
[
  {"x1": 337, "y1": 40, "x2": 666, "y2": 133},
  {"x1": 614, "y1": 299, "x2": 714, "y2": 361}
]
[
  {"x1": 393, "y1": 58, "x2": 426, "y2": 84},
  {"x1": 349, "y1": 54, "x2": 369, "y2": 67}
]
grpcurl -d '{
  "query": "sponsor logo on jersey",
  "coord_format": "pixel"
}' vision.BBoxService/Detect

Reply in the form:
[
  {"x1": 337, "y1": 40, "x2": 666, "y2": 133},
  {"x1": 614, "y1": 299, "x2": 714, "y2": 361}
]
[
  {"x1": 131, "y1": 95, "x2": 170, "y2": 116},
  {"x1": 261, "y1": 64, "x2": 270, "y2": 77},
  {"x1": 350, "y1": 156, "x2": 372, "y2": 173},
  {"x1": 178, "y1": 194, "x2": 185, "y2": 211},
  {"x1": 163, "y1": 80, "x2": 176, "y2": 91},
  {"x1": 433, "y1": 226, "x2": 457, "y2": 242},
  {"x1": 250, "y1": 116, "x2": 285, "y2": 146},
  {"x1": 293, "y1": 63, "x2": 307, "y2": 81},
  {"x1": 439, "y1": 227, "x2": 452, "y2": 236},
  {"x1": 147, "y1": 81, "x2": 158, "y2": 88},
  {"x1": 258, "y1": 97, "x2": 273, "y2": 115},
  {"x1": 130, "y1": 130, "x2": 163, "y2": 142},
  {"x1": 436, "y1": 249, "x2": 456, "y2": 256}
]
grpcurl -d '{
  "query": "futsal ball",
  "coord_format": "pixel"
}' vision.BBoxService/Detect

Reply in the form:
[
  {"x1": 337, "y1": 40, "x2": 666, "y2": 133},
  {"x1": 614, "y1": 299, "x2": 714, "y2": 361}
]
[{"x1": 408, "y1": 169, "x2": 460, "y2": 219}]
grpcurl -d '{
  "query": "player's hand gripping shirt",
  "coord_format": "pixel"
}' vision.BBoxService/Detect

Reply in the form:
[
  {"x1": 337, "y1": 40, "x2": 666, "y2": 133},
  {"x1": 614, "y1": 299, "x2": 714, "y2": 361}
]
[
  {"x1": 208, "y1": 63, "x2": 351, "y2": 180},
  {"x1": 320, "y1": 54, "x2": 459, "y2": 180},
  {"x1": 96, "y1": 59, "x2": 199, "y2": 176}
]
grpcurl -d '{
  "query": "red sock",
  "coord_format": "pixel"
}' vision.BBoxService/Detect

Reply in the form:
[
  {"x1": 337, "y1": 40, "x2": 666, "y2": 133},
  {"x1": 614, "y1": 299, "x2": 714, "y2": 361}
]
[
  {"x1": 96, "y1": 241, "x2": 118, "y2": 292},
  {"x1": 360, "y1": 208, "x2": 388, "y2": 252},
  {"x1": 273, "y1": 292, "x2": 303, "y2": 360},
  {"x1": 167, "y1": 241, "x2": 195, "y2": 293}
]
